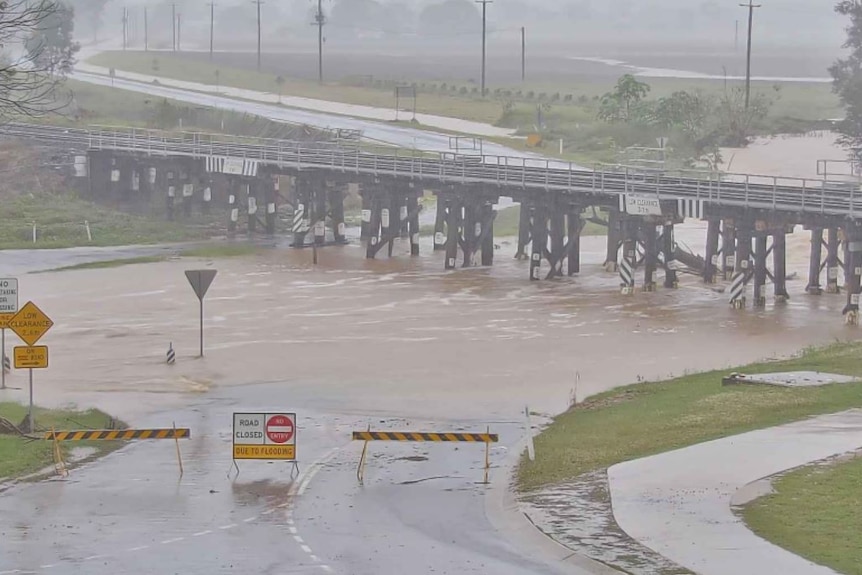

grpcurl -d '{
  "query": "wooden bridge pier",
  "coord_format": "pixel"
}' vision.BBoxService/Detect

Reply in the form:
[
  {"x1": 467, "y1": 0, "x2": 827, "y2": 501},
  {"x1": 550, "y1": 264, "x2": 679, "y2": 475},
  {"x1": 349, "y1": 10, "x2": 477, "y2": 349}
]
[
  {"x1": 643, "y1": 222, "x2": 659, "y2": 292},
  {"x1": 363, "y1": 184, "x2": 422, "y2": 259},
  {"x1": 721, "y1": 220, "x2": 737, "y2": 281},
  {"x1": 753, "y1": 231, "x2": 769, "y2": 308},
  {"x1": 826, "y1": 227, "x2": 843, "y2": 294},
  {"x1": 604, "y1": 208, "x2": 621, "y2": 272},
  {"x1": 703, "y1": 219, "x2": 721, "y2": 284},
  {"x1": 433, "y1": 195, "x2": 447, "y2": 251},
  {"x1": 662, "y1": 223, "x2": 679, "y2": 288},
  {"x1": 843, "y1": 223, "x2": 862, "y2": 325}
]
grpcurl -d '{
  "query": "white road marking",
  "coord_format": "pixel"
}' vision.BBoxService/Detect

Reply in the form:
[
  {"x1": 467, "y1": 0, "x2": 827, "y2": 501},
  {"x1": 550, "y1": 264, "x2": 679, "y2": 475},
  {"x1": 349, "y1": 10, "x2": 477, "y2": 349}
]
[
  {"x1": 0, "y1": 570, "x2": 20, "y2": 574},
  {"x1": 39, "y1": 566, "x2": 55, "y2": 570},
  {"x1": 83, "y1": 555, "x2": 104, "y2": 561},
  {"x1": 127, "y1": 546, "x2": 149, "y2": 552},
  {"x1": 297, "y1": 447, "x2": 340, "y2": 497},
  {"x1": 310, "y1": 555, "x2": 319, "y2": 562},
  {"x1": 288, "y1": 526, "x2": 298, "y2": 534},
  {"x1": 261, "y1": 509, "x2": 275, "y2": 516},
  {"x1": 300, "y1": 545, "x2": 312, "y2": 554},
  {"x1": 192, "y1": 530, "x2": 212, "y2": 537},
  {"x1": 286, "y1": 518, "x2": 295, "y2": 526},
  {"x1": 320, "y1": 566, "x2": 334, "y2": 573},
  {"x1": 243, "y1": 516, "x2": 257, "y2": 523},
  {"x1": 219, "y1": 524, "x2": 237, "y2": 530},
  {"x1": 293, "y1": 535, "x2": 304, "y2": 544},
  {"x1": 161, "y1": 538, "x2": 184, "y2": 545}
]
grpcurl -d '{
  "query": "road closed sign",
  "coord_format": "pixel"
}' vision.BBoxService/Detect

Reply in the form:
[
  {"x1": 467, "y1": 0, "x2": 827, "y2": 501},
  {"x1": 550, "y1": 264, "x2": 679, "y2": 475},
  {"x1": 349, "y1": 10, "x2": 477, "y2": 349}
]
[{"x1": 233, "y1": 413, "x2": 296, "y2": 460}]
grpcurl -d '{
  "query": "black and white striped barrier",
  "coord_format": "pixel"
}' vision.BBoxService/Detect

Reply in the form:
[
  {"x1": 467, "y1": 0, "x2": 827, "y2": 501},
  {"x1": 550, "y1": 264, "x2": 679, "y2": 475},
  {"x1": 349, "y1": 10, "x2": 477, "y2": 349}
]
[
  {"x1": 166, "y1": 343, "x2": 176, "y2": 365},
  {"x1": 292, "y1": 204, "x2": 306, "y2": 233},
  {"x1": 729, "y1": 270, "x2": 748, "y2": 308},
  {"x1": 619, "y1": 258, "x2": 634, "y2": 294},
  {"x1": 3, "y1": 354, "x2": 9, "y2": 374}
]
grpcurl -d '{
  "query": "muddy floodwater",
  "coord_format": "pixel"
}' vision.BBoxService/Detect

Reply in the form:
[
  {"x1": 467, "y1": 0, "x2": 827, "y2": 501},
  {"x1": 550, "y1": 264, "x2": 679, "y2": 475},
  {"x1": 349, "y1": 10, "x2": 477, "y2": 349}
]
[{"x1": 2, "y1": 222, "x2": 856, "y2": 427}]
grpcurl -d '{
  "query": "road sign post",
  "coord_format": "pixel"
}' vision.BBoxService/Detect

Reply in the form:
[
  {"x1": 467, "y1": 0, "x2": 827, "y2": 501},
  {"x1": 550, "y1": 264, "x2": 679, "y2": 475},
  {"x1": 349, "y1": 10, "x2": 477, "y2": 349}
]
[
  {"x1": 184, "y1": 270, "x2": 217, "y2": 357},
  {"x1": 231, "y1": 412, "x2": 298, "y2": 476},
  {"x1": 8, "y1": 301, "x2": 53, "y2": 431},
  {"x1": 0, "y1": 278, "x2": 19, "y2": 391}
]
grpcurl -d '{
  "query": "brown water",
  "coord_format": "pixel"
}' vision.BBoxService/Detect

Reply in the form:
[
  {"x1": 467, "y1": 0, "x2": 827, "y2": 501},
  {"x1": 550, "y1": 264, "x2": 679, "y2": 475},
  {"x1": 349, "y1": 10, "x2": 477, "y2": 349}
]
[{"x1": 3, "y1": 223, "x2": 856, "y2": 425}]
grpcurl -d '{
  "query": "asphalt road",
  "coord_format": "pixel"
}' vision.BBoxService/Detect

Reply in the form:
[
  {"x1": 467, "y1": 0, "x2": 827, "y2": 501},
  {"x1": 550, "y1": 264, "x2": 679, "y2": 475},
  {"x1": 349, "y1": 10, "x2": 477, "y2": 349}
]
[{"x1": 0, "y1": 381, "x2": 576, "y2": 575}]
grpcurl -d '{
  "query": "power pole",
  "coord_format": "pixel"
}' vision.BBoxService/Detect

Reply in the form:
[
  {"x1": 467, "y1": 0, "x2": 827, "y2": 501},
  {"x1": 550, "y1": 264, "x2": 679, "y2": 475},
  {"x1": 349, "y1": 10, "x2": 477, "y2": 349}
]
[
  {"x1": 122, "y1": 7, "x2": 127, "y2": 51},
  {"x1": 171, "y1": 3, "x2": 176, "y2": 52},
  {"x1": 177, "y1": 12, "x2": 182, "y2": 51},
  {"x1": 521, "y1": 26, "x2": 525, "y2": 83},
  {"x1": 144, "y1": 6, "x2": 148, "y2": 52},
  {"x1": 740, "y1": 0, "x2": 761, "y2": 110},
  {"x1": 208, "y1": 2, "x2": 215, "y2": 60},
  {"x1": 476, "y1": 0, "x2": 492, "y2": 97},
  {"x1": 314, "y1": 0, "x2": 325, "y2": 83},
  {"x1": 253, "y1": 0, "x2": 263, "y2": 72}
]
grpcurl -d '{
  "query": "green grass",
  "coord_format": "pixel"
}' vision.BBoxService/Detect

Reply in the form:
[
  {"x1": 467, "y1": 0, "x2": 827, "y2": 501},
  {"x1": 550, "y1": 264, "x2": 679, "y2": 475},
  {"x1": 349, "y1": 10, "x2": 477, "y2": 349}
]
[
  {"x1": 181, "y1": 243, "x2": 263, "y2": 258},
  {"x1": 39, "y1": 256, "x2": 167, "y2": 272},
  {"x1": 743, "y1": 455, "x2": 862, "y2": 575},
  {"x1": 0, "y1": 193, "x2": 217, "y2": 249},
  {"x1": 0, "y1": 402, "x2": 122, "y2": 480},
  {"x1": 518, "y1": 342, "x2": 862, "y2": 492}
]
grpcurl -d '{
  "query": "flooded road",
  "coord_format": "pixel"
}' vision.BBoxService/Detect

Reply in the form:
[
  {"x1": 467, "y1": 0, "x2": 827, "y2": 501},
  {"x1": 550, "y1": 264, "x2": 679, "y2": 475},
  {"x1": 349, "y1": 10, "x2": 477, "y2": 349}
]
[{"x1": 0, "y1": 224, "x2": 857, "y2": 575}]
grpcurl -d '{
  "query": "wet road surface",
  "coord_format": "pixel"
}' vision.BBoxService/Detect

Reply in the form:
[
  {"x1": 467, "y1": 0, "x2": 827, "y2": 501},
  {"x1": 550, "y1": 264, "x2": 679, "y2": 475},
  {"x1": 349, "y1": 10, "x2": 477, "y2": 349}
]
[{"x1": 0, "y1": 225, "x2": 859, "y2": 574}]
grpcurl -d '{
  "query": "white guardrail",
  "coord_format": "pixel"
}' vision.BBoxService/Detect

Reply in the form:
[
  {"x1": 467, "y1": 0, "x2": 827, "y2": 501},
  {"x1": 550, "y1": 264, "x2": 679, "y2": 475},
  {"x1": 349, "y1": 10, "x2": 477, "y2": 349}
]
[{"x1": 1, "y1": 122, "x2": 860, "y2": 218}]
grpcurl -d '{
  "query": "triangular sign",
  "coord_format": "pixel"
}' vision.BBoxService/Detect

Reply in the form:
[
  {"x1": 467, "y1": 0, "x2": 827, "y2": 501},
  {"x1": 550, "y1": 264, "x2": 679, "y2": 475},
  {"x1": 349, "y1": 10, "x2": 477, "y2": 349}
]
[{"x1": 185, "y1": 269, "x2": 217, "y2": 301}]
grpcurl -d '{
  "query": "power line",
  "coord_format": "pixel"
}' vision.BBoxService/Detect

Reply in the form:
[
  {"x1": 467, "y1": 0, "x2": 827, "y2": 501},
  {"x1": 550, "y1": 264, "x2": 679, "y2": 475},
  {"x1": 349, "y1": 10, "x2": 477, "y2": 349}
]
[
  {"x1": 252, "y1": 0, "x2": 263, "y2": 71},
  {"x1": 740, "y1": 0, "x2": 762, "y2": 110},
  {"x1": 476, "y1": 0, "x2": 492, "y2": 97}
]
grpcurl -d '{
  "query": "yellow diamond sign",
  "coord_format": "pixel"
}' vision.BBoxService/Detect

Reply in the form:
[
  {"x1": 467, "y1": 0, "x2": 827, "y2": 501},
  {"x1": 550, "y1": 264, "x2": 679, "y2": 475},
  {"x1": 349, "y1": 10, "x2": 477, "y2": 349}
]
[{"x1": 8, "y1": 301, "x2": 53, "y2": 346}]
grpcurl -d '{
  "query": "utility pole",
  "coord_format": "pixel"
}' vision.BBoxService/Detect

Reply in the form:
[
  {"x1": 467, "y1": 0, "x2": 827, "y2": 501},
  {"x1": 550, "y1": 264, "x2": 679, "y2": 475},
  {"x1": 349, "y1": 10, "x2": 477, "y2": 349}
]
[
  {"x1": 208, "y1": 2, "x2": 215, "y2": 60},
  {"x1": 476, "y1": 0, "x2": 492, "y2": 97},
  {"x1": 521, "y1": 26, "x2": 525, "y2": 83},
  {"x1": 177, "y1": 12, "x2": 182, "y2": 51},
  {"x1": 144, "y1": 6, "x2": 148, "y2": 52},
  {"x1": 314, "y1": 0, "x2": 325, "y2": 83},
  {"x1": 171, "y1": 3, "x2": 176, "y2": 52},
  {"x1": 253, "y1": 0, "x2": 263, "y2": 72},
  {"x1": 740, "y1": 0, "x2": 761, "y2": 110},
  {"x1": 122, "y1": 7, "x2": 127, "y2": 51}
]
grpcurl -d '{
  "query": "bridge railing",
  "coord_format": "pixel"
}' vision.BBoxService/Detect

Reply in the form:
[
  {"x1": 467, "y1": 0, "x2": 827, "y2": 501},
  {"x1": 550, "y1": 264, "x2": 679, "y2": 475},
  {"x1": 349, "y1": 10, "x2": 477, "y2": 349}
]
[{"x1": 2, "y1": 121, "x2": 859, "y2": 217}]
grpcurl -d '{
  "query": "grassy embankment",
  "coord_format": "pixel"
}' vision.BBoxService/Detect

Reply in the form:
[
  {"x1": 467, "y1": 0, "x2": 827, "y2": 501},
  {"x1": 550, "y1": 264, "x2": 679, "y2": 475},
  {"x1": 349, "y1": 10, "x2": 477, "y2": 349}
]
[
  {"x1": 743, "y1": 456, "x2": 862, "y2": 575},
  {"x1": 518, "y1": 341, "x2": 862, "y2": 491},
  {"x1": 90, "y1": 51, "x2": 842, "y2": 167},
  {"x1": 0, "y1": 402, "x2": 123, "y2": 480}
]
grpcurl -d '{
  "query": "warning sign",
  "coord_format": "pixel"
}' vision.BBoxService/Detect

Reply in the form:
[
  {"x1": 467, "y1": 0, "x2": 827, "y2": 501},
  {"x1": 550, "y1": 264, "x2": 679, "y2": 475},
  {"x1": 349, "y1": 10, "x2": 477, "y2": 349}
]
[
  {"x1": 8, "y1": 301, "x2": 53, "y2": 346},
  {"x1": 233, "y1": 413, "x2": 296, "y2": 461},
  {"x1": 14, "y1": 346, "x2": 48, "y2": 369},
  {"x1": 0, "y1": 313, "x2": 14, "y2": 330}
]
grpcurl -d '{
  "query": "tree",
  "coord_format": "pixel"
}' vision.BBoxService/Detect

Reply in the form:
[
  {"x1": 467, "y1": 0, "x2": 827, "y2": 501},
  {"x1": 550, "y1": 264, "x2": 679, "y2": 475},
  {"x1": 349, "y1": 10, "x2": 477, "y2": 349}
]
[
  {"x1": 830, "y1": 1, "x2": 862, "y2": 151},
  {"x1": 67, "y1": 0, "x2": 109, "y2": 42},
  {"x1": 26, "y1": 1, "x2": 79, "y2": 78},
  {"x1": 597, "y1": 74, "x2": 650, "y2": 122},
  {"x1": 0, "y1": 0, "x2": 71, "y2": 121}
]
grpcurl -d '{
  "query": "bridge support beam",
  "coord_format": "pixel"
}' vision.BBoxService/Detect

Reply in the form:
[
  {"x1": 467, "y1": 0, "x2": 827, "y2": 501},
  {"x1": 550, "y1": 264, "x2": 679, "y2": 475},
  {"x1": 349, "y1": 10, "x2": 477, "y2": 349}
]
[
  {"x1": 703, "y1": 219, "x2": 720, "y2": 284},
  {"x1": 730, "y1": 225, "x2": 752, "y2": 309},
  {"x1": 365, "y1": 190, "x2": 382, "y2": 258},
  {"x1": 433, "y1": 195, "x2": 446, "y2": 251},
  {"x1": 605, "y1": 208, "x2": 621, "y2": 272},
  {"x1": 462, "y1": 199, "x2": 478, "y2": 267},
  {"x1": 774, "y1": 230, "x2": 789, "y2": 301},
  {"x1": 408, "y1": 192, "x2": 421, "y2": 256},
  {"x1": 248, "y1": 182, "x2": 260, "y2": 235},
  {"x1": 226, "y1": 178, "x2": 238, "y2": 235},
  {"x1": 313, "y1": 183, "x2": 327, "y2": 246},
  {"x1": 753, "y1": 233, "x2": 768, "y2": 308},
  {"x1": 293, "y1": 179, "x2": 311, "y2": 248},
  {"x1": 643, "y1": 223, "x2": 658, "y2": 292},
  {"x1": 844, "y1": 225, "x2": 862, "y2": 325},
  {"x1": 265, "y1": 178, "x2": 278, "y2": 236},
  {"x1": 479, "y1": 202, "x2": 495, "y2": 267},
  {"x1": 530, "y1": 203, "x2": 548, "y2": 281},
  {"x1": 806, "y1": 227, "x2": 824, "y2": 294},
  {"x1": 826, "y1": 227, "x2": 842, "y2": 294},
  {"x1": 721, "y1": 220, "x2": 736, "y2": 281},
  {"x1": 547, "y1": 202, "x2": 566, "y2": 279},
  {"x1": 619, "y1": 219, "x2": 637, "y2": 294},
  {"x1": 516, "y1": 202, "x2": 531, "y2": 260},
  {"x1": 567, "y1": 208, "x2": 583, "y2": 276},
  {"x1": 360, "y1": 190, "x2": 371, "y2": 241},
  {"x1": 445, "y1": 196, "x2": 461, "y2": 270},
  {"x1": 662, "y1": 224, "x2": 678, "y2": 288}
]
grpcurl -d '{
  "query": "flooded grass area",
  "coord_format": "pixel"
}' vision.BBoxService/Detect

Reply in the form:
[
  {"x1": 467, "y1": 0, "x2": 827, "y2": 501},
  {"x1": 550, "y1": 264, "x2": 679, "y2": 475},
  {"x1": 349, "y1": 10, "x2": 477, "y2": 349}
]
[
  {"x1": 0, "y1": 193, "x2": 217, "y2": 250},
  {"x1": 180, "y1": 244, "x2": 265, "y2": 258},
  {"x1": 742, "y1": 454, "x2": 862, "y2": 575},
  {"x1": 518, "y1": 342, "x2": 862, "y2": 491},
  {"x1": 0, "y1": 402, "x2": 122, "y2": 480}
]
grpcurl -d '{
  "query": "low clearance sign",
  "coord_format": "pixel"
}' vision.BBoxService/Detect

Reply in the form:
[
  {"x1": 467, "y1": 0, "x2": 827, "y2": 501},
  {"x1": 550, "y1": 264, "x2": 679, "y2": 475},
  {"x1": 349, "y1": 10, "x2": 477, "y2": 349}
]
[{"x1": 232, "y1": 413, "x2": 296, "y2": 460}]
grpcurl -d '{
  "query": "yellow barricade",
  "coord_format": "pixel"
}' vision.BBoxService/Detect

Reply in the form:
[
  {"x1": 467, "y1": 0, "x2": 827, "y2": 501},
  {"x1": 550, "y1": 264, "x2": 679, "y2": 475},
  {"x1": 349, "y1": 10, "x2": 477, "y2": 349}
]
[{"x1": 352, "y1": 428, "x2": 498, "y2": 485}]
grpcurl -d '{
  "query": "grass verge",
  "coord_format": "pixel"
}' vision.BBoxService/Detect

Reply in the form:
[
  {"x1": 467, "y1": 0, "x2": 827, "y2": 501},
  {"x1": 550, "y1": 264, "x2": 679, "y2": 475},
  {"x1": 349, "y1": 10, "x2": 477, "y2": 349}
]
[
  {"x1": 742, "y1": 455, "x2": 862, "y2": 575},
  {"x1": 0, "y1": 402, "x2": 123, "y2": 480},
  {"x1": 0, "y1": 193, "x2": 217, "y2": 249},
  {"x1": 518, "y1": 341, "x2": 862, "y2": 492}
]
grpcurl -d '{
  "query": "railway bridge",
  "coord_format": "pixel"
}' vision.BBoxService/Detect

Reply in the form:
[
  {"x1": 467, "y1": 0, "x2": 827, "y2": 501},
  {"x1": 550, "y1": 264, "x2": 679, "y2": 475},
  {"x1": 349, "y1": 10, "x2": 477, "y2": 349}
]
[{"x1": 3, "y1": 122, "x2": 861, "y2": 322}]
